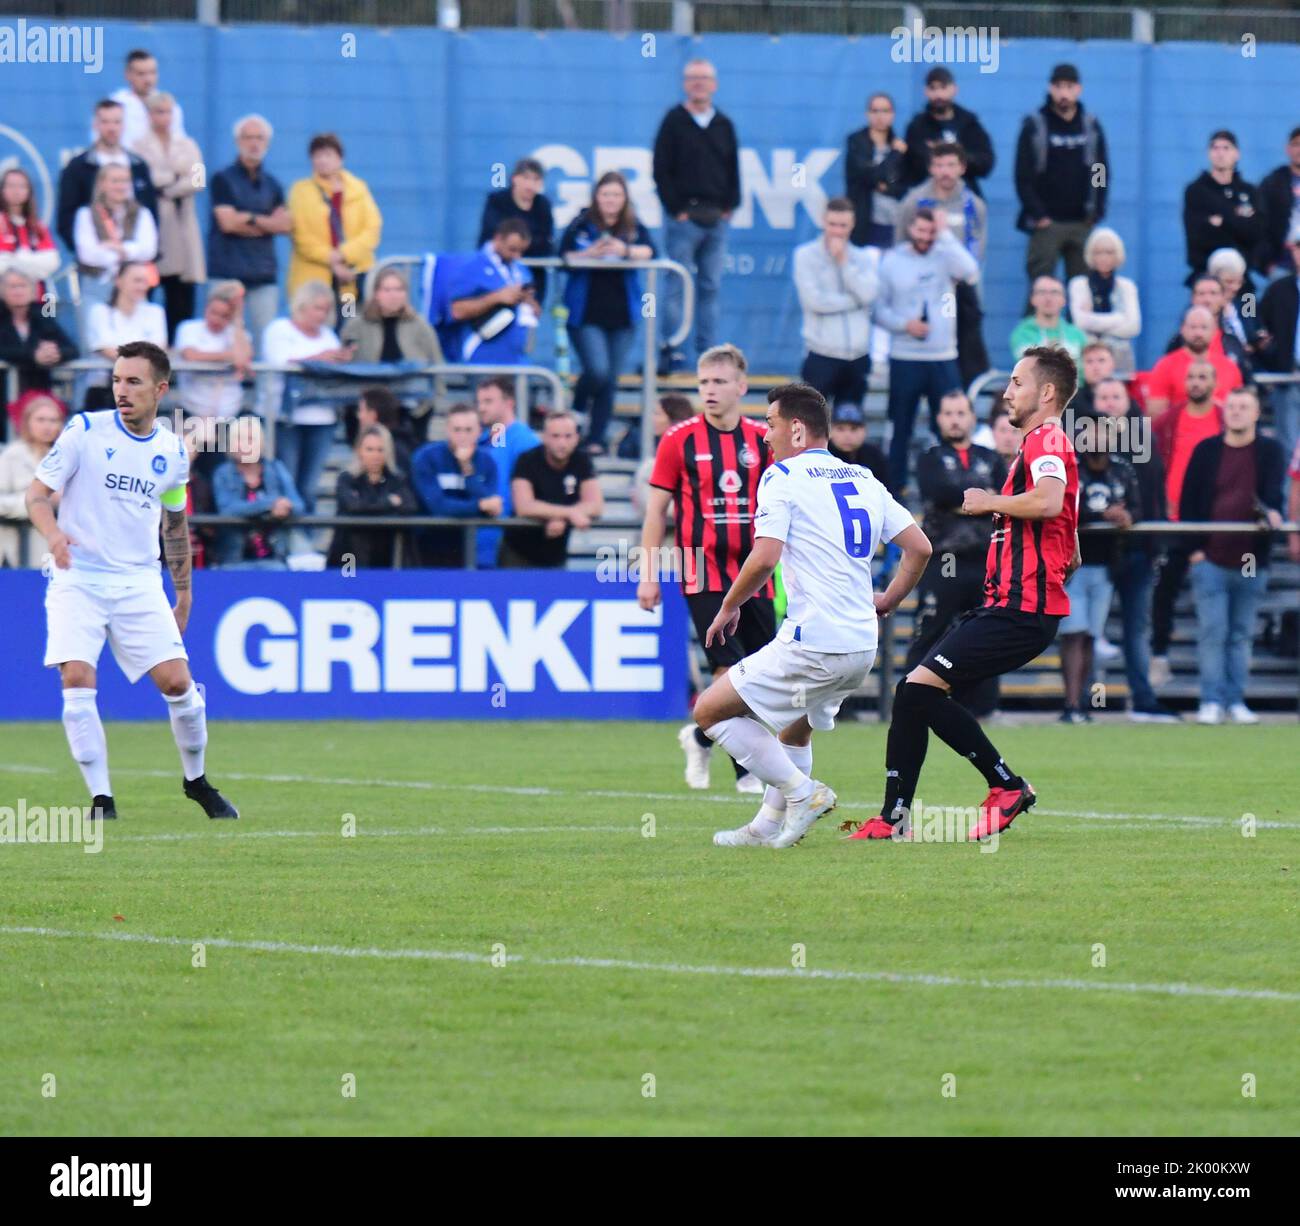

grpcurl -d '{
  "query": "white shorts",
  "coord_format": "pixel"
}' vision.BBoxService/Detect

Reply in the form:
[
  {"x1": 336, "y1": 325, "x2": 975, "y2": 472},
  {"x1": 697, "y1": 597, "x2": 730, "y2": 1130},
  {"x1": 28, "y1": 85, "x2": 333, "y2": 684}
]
[
  {"x1": 45, "y1": 580, "x2": 188, "y2": 684},
  {"x1": 729, "y1": 637, "x2": 876, "y2": 734}
]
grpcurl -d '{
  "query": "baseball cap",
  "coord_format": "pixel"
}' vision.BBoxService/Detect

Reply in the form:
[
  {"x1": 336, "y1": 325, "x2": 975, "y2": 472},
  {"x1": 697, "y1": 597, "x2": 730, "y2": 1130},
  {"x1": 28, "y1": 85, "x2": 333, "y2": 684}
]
[
  {"x1": 831, "y1": 403, "x2": 866, "y2": 425},
  {"x1": 1050, "y1": 63, "x2": 1080, "y2": 84},
  {"x1": 925, "y1": 67, "x2": 955, "y2": 87}
]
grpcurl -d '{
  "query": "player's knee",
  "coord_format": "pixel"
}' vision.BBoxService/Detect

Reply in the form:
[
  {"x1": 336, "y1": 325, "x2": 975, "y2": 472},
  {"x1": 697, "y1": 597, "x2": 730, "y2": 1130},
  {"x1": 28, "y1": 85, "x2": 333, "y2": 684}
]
[{"x1": 60, "y1": 663, "x2": 95, "y2": 689}]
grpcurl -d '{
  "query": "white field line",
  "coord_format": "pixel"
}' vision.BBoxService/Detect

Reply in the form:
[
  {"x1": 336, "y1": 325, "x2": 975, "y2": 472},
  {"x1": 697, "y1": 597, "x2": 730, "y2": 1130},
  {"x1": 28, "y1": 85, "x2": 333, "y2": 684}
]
[
  {"x1": 2, "y1": 762, "x2": 1296, "y2": 830},
  {"x1": 5, "y1": 759, "x2": 1294, "y2": 832},
  {"x1": 1, "y1": 923, "x2": 1296, "y2": 1004},
  {"x1": 104, "y1": 825, "x2": 631, "y2": 843}
]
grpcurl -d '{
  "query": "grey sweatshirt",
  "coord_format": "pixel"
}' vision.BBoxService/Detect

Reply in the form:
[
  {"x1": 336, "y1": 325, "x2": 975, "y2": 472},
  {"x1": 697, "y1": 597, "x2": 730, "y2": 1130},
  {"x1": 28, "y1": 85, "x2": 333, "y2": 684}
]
[
  {"x1": 874, "y1": 230, "x2": 979, "y2": 362},
  {"x1": 792, "y1": 236, "x2": 877, "y2": 360}
]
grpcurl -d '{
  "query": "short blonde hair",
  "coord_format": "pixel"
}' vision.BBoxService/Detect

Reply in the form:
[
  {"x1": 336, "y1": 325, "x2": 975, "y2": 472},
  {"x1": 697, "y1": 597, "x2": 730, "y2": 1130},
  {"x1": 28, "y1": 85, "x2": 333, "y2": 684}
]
[
  {"x1": 207, "y1": 279, "x2": 245, "y2": 306},
  {"x1": 145, "y1": 91, "x2": 175, "y2": 112},
  {"x1": 1084, "y1": 226, "x2": 1127, "y2": 270},
  {"x1": 350, "y1": 424, "x2": 396, "y2": 475},
  {"x1": 698, "y1": 343, "x2": 748, "y2": 375},
  {"x1": 291, "y1": 279, "x2": 335, "y2": 316}
]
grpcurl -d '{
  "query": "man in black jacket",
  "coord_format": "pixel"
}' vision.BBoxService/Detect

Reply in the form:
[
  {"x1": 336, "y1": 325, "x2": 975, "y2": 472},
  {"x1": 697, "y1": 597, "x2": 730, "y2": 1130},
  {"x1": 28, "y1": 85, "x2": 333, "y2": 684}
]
[
  {"x1": 1058, "y1": 429, "x2": 1141, "y2": 723},
  {"x1": 1181, "y1": 386, "x2": 1286, "y2": 725},
  {"x1": 1014, "y1": 63, "x2": 1108, "y2": 288},
  {"x1": 1256, "y1": 127, "x2": 1300, "y2": 277},
  {"x1": 1256, "y1": 232, "x2": 1300, "y2": 470},
  {"x1": 477, "y1": 158, "x2": 555, "y2": 305},
  {"x1": 1182, "y1": 130, "x2": 1264, "y2": 284},
  {"x1": 902, "y1": 68, "x2": 995, "y2": 197},
  {"x1": 905, "y1": 390, "x2": 1006, "y2": 716},
  {"x1": 55, "y1": 98, "x2": 158, "y2": 253},
  {"x1": 652, "y1": 59, "x2": 741, "y2": 372}
]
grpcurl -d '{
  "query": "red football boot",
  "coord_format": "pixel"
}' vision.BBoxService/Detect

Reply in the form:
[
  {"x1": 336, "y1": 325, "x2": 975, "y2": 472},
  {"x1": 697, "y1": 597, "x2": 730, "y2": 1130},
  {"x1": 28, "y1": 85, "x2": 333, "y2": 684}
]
[
  {"x1": 969, "y1": 781, "x2": 1037, "y2": 840},
  {"x1": 846, "y1": 816, "x2": 902, "y2": 841}
]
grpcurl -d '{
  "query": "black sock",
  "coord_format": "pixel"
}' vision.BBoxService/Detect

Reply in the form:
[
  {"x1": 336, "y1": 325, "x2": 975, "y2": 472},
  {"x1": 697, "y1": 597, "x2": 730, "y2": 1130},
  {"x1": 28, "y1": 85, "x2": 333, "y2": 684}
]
[
  {"x1": 881, "y1": 680, "x2": 931, "y2": 821},
  {"x1": 925, "y1": 691, "x2": 1022, "y2": 789},
  {"x1": 731, "y1": 754, "x2": 749, "y2": 780},
  {"x1": 693, "y1": 725, "x2": 712, "y2": 751}
]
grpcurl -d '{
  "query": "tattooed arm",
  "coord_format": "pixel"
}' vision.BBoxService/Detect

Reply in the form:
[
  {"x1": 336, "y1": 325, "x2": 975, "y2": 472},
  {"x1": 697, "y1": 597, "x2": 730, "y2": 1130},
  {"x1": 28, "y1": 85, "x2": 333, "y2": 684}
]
[{"x1": 162, "y1": 505, "x2": 193, "y2": 633}]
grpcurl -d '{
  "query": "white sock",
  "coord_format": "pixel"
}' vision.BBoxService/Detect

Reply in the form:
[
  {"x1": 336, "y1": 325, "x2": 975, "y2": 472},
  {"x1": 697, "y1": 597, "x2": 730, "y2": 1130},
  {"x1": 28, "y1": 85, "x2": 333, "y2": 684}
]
[
  {"x1": 164, "y1": 682, "x2": 207, "y2": 781},
  {"x1": 749, "y1": 804, "x2": 785, "y2": 839},
  {"x1": 757, "y1": 743, "x2": 813, "y2": 819},
  {"x1": 62, "y1": 687, "x2": 111, "y2": 797},
  {"x1": 705, "y1": 718, "x2": 812, "y2": 802}
]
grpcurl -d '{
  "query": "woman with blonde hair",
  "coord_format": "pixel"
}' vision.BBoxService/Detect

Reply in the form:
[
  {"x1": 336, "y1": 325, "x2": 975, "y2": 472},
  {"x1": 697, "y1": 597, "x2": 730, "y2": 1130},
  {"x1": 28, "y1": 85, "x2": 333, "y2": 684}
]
[
  {"x1": 340, "y1": 267, "x2": 441, "y2": 363},
  {"x1": 1067, "y1": 226, "x2": 1141, "y2": 372},
  {"x1": 326, "y1": 423, "x2": 417, "y2": 569},
  {"x1": 0, "y1": 393, "x2": 65, "y2": 567},
  {"x1": 132, "y1": 90, "x2": 207, "y2": 338},
  {"x1": 259, "y1": 279, "x2": 353, "y2": 513},
  {"x1": 559, "y1": 169, "x2": 655, "y2": 453},
  {"x1": 73, "y1": 162, "x2": 158, "y2": 344}
]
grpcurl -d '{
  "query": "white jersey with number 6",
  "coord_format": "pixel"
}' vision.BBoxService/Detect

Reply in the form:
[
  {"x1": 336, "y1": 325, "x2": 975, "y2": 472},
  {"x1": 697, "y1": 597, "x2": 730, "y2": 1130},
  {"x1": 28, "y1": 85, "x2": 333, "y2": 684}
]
[{"x1": 753, "y1": 447, "x2": 914, "y2": 653}]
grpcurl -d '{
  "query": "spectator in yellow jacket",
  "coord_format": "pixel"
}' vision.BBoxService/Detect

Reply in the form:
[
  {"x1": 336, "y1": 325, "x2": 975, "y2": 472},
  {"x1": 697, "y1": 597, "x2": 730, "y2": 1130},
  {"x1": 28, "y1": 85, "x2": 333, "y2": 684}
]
[{"x1": 287, "y1": 132, "x2": 382, "y2": 317}]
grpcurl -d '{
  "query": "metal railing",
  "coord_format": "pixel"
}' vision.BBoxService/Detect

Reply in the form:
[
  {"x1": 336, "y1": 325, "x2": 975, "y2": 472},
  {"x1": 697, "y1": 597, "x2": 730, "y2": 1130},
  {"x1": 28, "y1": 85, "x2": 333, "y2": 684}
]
[
  {"x1": 967, "y1": 368, "x2": 1300, "y2": 412},
  {"x1": 367, "y1": 252, "x2": 695, "y2": 459},
  {"x1": 18, "y1": 2, "x2": 1295, "y2": 42},
  {"x1": 3, "y1": 357, "x2": 569, "y2": 453},
  {"x1": 190, "y1": 512, "x2": 535, "y2": 569}
]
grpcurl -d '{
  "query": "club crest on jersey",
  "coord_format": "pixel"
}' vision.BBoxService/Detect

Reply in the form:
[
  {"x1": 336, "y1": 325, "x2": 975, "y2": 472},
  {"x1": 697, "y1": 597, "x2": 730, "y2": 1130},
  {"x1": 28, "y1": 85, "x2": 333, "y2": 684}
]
[
  {"x1": 105, "y1": 447, "x2": 116, "y2": 460},
  {"x1": 737, "y1": 445, "x2": 759, "y2": 469},
  {"x1": 563, "y1": 474, "x2": 577, "y2": 496},
  {"x1": 719, "y1": 469, "x2": 743, "y2": 494},
  {"x1": 151, "y1": 454, "x2": 168, "y2": 475}
]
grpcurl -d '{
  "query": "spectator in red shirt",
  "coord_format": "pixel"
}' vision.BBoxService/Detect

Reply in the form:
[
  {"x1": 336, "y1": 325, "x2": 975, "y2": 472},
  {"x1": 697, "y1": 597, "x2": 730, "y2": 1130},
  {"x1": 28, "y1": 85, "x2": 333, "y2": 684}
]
[
  {"x1": 1288, "y1": 440, "x2": 1300, "y2": 564},
  {"x1": 1149, "y1": 358, "x2": 1223, "y2": 687},
  {"x1": 1163, "y1": 274, "x2": 1252, "y2": 377},
  {"x1": 1143, "y1": 306, "x2": 1241, "y2": 419},
  {"x1": 0, "y1": 168, "x2": 59, "y2": 304}
]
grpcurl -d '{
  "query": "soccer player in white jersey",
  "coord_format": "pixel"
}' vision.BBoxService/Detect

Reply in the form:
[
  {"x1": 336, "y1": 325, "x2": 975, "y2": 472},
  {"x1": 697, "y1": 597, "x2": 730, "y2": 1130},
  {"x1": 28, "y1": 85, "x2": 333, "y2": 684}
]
[
  {"x1": 25, "y1": 340, "x2": 238, "y2": 822},
  {"x1": 693, "y1": 382, "x2": 932, "y2": 848}
]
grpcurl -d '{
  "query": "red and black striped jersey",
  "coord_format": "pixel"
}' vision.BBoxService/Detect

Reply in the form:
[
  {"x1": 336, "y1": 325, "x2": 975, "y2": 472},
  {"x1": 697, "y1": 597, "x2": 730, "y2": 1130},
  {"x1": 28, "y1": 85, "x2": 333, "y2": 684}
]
[
  {"x1": 649, "y1": 414, "x2": 773, "y2": 595},
  {"x1": 983, "y1": 418, "x2": 1079, "y2": 616}
]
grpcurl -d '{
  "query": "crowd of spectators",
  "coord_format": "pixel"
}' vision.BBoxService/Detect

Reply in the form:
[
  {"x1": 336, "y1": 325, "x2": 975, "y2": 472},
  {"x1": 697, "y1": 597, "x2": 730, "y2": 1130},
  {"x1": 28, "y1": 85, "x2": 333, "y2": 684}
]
[{"x1": 1, "y1": 44, "x2": 1299, "y2": 718}]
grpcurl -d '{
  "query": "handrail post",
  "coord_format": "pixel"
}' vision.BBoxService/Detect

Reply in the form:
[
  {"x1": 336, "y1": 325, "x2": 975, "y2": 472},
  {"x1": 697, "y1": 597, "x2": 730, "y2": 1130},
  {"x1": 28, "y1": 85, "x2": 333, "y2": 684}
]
[{"x1": 642, "y1": 266, "x2": 659, "y2": 462}]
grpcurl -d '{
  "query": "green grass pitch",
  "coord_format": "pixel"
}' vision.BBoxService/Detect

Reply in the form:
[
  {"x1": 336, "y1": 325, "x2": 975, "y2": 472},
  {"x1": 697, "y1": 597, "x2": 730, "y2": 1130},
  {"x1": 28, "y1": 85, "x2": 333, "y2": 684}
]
[{"x1": 1, "y1": 718, "x2": 1297, "y2": 1136}]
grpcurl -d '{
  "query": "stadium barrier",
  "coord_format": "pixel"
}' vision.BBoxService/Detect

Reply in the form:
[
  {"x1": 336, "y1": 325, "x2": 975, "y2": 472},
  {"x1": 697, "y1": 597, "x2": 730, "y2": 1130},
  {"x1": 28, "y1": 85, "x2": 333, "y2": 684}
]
[
  {"x1": 367, "y1": 253, "x2": 696, "y2": 456},
  {"x1": 0, "y1": 358, "x2": 569, "y2": 452},
  {"x1": 4, "y1": 510, "x2": 1294, "y2": 719}
]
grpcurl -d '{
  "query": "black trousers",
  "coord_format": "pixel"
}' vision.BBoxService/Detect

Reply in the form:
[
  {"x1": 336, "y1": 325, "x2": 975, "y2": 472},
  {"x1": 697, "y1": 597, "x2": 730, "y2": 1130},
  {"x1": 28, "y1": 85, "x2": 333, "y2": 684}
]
[
  {"x1": 801, "y1": 351, "x2": 870, "y2": 409},
  {"x1": 905, "y1": 553, "x2": 1000, "y2": 716},
  {"x1": 160, "y1": 275, "x2": 196, "y2": 342},
  {"x1": 1150, "y1": 546, "x2": 1190, "y2": 657},
  {"x1": 955, "y1": 281, "x2": 990, "y2": 388}
]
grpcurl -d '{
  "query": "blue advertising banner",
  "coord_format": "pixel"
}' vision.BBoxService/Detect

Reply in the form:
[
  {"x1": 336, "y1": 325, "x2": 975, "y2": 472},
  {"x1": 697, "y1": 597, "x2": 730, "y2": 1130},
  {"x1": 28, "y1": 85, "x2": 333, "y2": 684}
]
[{"x1": 0, "y1": 570, "x2": 689, "y2": 721}]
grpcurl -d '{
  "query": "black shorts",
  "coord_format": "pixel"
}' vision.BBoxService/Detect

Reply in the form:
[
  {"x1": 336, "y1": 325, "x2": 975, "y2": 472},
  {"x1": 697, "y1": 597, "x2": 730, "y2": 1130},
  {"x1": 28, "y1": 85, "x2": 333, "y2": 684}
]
[
  {"x1": 686, "y1": 592, "x2": 776, "y2": 672},
  {"x1": 920, "y1": 606, "x2": 1061, "y2": 688}
]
